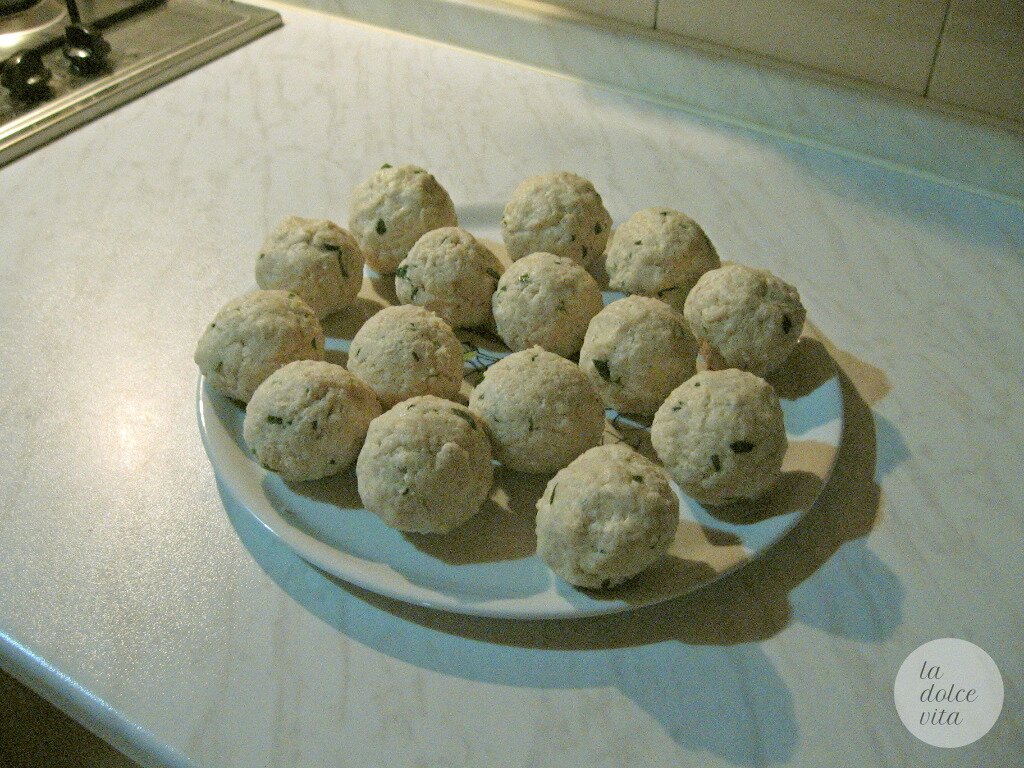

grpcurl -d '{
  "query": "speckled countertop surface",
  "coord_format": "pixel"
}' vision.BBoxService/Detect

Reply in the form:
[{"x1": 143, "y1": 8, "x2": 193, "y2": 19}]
[{"x1": 0, "y1": 4, "x2": 1021, "y2": 767}]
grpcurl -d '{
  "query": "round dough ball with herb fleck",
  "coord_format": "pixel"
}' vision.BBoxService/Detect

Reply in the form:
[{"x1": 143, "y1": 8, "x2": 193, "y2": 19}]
[
  {"x1": 683, "y1": 263, "x2": 806, "y2": 377},
  {"x1": 194, "y1": 290, "x2": 325, "y2": 402},
  {"x1": 348, "y1": 164, "x2": 458, "y2": 274},
  {"x1": 651, "y1": 369, "x2": 787, "y2": 507},
  {"x1": 501, "y1": 171, "x2": 612, "y2": 264},
  {"x1": 347, "y1": 304, "x2": 463, "y2": 408},
  {"x1": 536, "y1": 444, "x2": 679, "y2": 589},
  {"x1": 395, "y1": 227, "x2": 503, "y2": 329},
  {"x1": 491, "y1": 252, "x2": 603, "y2": 358},
  {"x1": 605, "y1": 208, "x2": 720, "y2": 312},
  {"x1": 356, "y1": 396, "x2": 493, "y2": 534},
  {"x1": 255, "y1": 216, "x2": 364, "y2": 318},
  {"x1": 243, "y1": 360, "x2": 382, "y2": 482},
  {"x1": 469, "y1": 346, "x2": 604, "y2": 474},
  {"x1": 579, "y1": 296, "x2": 697, "y2": 416}
]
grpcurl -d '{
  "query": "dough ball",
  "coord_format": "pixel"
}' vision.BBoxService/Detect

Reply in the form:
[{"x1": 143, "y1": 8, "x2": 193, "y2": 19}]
[
  {"x1": 501, "y1": 171, "x2": 612, "y2": 264},
  {"x1": 651, "y1": 369, "x2": 787, "y2": 506},
  {"x1": 347, "y1": 304, "x2": 463, "y2": 408},
  {"x1": 605, "y1": 208, "x2": 720, "y2": 312},
  {"x1": 469, "y1": 346, "x2": 604, "y2": 474},
  {"x1": 536, "y1": 444, "x2": 679, "y2": 589},
  {"x1": 356, "y1": 396, "x2": 493, "y2": 533},
  {"x1": 683, "y1": 263, "x2": 806, "y2": 377},
  {"x1": 395, "y1": 226, "x2": 503, "y2": 329},
  {"x1": 492, "y1": 252, "x2": 603, "y2": 359},
  {"x1": 255, "y1": 216, "x2": 364, "y2": 318},
  {"x1": 348, "y1": 164, "x2": 458, "y2": 274},
  {"x1": 194, "y1": 290, "x2": 325, "y2": 402},
  {"x1": 579, "y1": 296, "x2": 697, "y2": 416},
  {"x1": 243, "y1": 360, "x2": 382, "y2": 482}
]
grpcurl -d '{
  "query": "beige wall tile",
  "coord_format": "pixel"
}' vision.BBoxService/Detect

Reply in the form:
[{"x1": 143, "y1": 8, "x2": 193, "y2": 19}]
[
  {"x1": 544, "y1": 0, "x2": 657, "y2": 28},
  {"x1": 928, "y1": 0, "x2": 1024, "y2": 122},
  {"x1": 656, "y1": 0, "x2": 949, "y2": 94}
]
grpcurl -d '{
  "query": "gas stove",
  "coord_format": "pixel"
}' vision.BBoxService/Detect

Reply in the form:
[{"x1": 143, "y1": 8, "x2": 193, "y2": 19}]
[{"x1": 0, "y1": 0, "x2": 280, "y2": 165}]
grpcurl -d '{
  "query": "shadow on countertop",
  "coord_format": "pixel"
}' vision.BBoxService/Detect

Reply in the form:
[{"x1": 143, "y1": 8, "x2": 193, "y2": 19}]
[{"x1": 221, "y1": 331, "x2": 906, "y2": 767}]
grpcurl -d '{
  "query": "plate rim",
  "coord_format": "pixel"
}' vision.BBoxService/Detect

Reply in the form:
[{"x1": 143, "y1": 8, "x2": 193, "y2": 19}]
[{"x1": 197, "y1": 360, "x2": 843, "y2": 621}]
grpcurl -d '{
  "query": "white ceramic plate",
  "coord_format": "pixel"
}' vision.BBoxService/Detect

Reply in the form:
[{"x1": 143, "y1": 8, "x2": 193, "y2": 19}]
[{"x1": 198, "y1": 301, "x2": 843, "y2": 620}]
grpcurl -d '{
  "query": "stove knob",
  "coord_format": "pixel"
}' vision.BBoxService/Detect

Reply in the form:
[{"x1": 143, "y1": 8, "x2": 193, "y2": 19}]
[
  {"x1": 63, "y1": 24, "x2": 112, "y2": 76},
  {"x1": 1, "y1": 51, "x2": 53, "y2": 103}
]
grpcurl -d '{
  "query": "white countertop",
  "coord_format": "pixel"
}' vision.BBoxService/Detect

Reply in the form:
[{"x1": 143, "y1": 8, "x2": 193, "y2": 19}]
[{"x1": 1, "y1": 4, "x2": 1021, "y2": 766}]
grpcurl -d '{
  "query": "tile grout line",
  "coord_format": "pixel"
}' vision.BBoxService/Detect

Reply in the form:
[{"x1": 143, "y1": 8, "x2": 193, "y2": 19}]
[
  {"x1": 923, "y1": 0, "x2": 953, "y2": 98},
  {"x1": 268, "y1": 0, "x2": 1024, "y2": 207}
]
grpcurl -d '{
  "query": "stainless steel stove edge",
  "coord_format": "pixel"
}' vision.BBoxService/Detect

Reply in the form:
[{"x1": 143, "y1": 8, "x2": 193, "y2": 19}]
[{"x1": 0, "y1": 0, "x2": 281, "y2": 167}]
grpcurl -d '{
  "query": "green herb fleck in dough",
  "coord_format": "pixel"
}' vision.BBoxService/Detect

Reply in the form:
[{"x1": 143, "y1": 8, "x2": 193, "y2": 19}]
[
  {"x1": 710, "y1": 454, "x2": 722, "y2": 472},
  {"x1": 410, "y1": 285, "x2": 420, "y2": 300},
  {"x1": 527, "y1": 416, "x2": 535, "y2": 433},
  {"x1": 694, "y1": 381, "x2": 700, "y2": 387},
  {"x1": 376, "y1": 218, "x2": 387, "y2": 235},
  {"x1": 395, "y1": 265, "x2": 409, "y2": 280},
  {"x1": 518, "y1": 273, "x2": 530, "y2": 284},
  {"x1": 549, "y1": 484, "x2": 557, "y2": 504},
  {"x1": 267, "y1": 415, "x2": 284, "y2": 425},
  {"x1": 671, "y1": 403, "x2": 682, "y2": 412},
  {"x1": 634, "y1": 240, "x2": 642, "y2": 246},
  {"x1": 311, "y1": 338, "x2": 317, "y2": 350},
  {"x1": 401, "y1": 487, "x2": 410, "y2": 496},
  {"x1": 557, "y1": 300, "x2": 567, "y2": 312},
  {"x1": 485, "y1": 267, "x2": 501, "y2": 281},
  {"x1": 381, "y1": 162, "x2": 392, "y2": 169},
  {"x1": 581, "y1": 245, "x2": 588, "y2": 258},
  {"x1": 593, "y1": 359, "x2": 612, "y2": 381},
  {"x1": 451, "y1": 409, "x2": 477, "y2": 430},
  {"x1": 631, "y1": 475, "x2": 643, "y2": 483},
  {"x1": 782, "y1": 314, "x2": 792, "y2": 334},
  {"x1": 411, "y1": 350, "x2": 420, "y2": 362},
  {"x1": 730, "y1": 441, "x2": 754, "y2": 454},
  {"x1": 594, "y1": 222, "x2": 602, "y2": 235}
]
